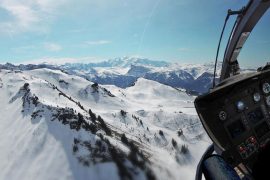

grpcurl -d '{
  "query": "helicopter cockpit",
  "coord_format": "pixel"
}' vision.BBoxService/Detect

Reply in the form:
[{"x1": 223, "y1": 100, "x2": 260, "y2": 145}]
[{"x1": 195, "y1": 0, "x2": 270, "y2": 179}]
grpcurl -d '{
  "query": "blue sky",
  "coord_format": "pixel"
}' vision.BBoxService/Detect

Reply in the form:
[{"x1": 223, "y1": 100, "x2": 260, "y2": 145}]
[{"x1": 0, "y1": 0, "x2": 269, "y2": 67}]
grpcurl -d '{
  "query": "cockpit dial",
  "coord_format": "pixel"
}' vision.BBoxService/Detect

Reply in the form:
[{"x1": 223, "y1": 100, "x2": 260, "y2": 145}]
[{"x1": 262, "y1": 83, "x2": 270, "y2": 94}]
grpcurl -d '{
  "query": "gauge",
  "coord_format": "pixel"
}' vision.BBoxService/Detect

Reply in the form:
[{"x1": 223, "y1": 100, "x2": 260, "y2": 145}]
[
  {"x1": 236, "y1": 101, "x2": 245, "y2": 111},
  {"x1": 262, "y1": 83, "x2": 270, "y2": 94},
  {"x1": 219, "y1": 111, "x2": 227, "y2": 121},
  {"x1": 253, "y1": 93, "x2": 261, "y2": 102},
  {"x1": 266, "y1": 96, "x2": 270, "y2": 106}
]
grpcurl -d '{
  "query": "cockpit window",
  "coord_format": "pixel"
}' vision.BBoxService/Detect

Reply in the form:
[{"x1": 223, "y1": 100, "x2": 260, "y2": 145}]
[{"x1": 238, "y1": 9, "x2": 270, "y2": 70}]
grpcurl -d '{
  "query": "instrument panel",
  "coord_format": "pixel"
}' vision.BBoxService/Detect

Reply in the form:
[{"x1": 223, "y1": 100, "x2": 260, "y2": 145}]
[{"x1": 195, "y1": 69, "x2": 270, "y2": 168}]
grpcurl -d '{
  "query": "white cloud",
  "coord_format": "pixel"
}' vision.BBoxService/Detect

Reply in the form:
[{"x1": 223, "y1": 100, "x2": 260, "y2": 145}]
[
  {"x1": 0, "y1": 0, "x2": 67, "y2": 35},
  {"x1": 85, "y1": 40, "x2": 112, "y2": 45},
  {"x1": 20, "y1": 56, "x2": 105, "y2": 65},
  {"x1": 12, "y1": 42, "x2": 62, "y2": 53},
  {"x1": 12, "y1": 45, "x2": 37, "y2": 53},
  {"x1": 43, "y1": 42, "x2": 62, "y2": 52}
]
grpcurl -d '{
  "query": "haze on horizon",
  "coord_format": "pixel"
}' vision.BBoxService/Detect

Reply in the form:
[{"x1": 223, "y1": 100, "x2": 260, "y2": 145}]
[{"x1": 0, "y1": 0, "x2": 269, "y2": 68}]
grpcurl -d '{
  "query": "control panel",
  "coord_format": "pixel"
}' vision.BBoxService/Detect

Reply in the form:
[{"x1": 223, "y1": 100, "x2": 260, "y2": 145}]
[
  {"x1": 238, "y1": 136, "x2": 259, "y2": 159},
  {"x1": 195, "y1": 68, "x2": 270, "y2": 168}
]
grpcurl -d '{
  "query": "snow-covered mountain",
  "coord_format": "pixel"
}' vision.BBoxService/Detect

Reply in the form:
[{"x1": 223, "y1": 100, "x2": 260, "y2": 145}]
[
  {"x1": 127, "y1": 65, "x2": 152, "y2": 77},
  {"x1": 62, "y1": 57, "x2": 169, "y2": 69},
  {"x1": 0, "y1": 68, "x2": 210, "y2": 180},
  {"x1": 1, "y1": 57, "x2": 245, "y2": 94},
  {"x1": 0, "y1": 62, "x2": 60, "y2": 71},
  {"x1": 61, "y1": 60, "x2": 223, "y2": 94}
]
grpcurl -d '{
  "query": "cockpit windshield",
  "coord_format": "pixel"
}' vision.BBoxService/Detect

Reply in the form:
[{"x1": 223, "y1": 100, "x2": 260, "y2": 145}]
[{"x1": 238, "y1": 9, "x2": 270, "y2": 70}]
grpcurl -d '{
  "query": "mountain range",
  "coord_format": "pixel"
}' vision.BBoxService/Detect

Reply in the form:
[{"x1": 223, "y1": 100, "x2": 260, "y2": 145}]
[
  {"x1": 0, "y1": 67, "x2": 209, "y2": 180},
  {"x1": 0, "y1": 57, "x2": 226, "y2": 94},
  {"x1": 0, "y1": 57, "x2": 256, "y2": 180}
]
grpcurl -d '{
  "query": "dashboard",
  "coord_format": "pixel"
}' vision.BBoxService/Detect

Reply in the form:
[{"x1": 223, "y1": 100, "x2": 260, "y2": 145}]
[{"x1": 195, "y1": 68, "x2": 270, "y2": 168}]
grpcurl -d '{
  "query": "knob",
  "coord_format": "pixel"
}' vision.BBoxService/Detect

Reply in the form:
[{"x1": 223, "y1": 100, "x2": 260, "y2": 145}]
[
  {"x1": 236, "y1": 101, "x2": 245, "y2": 111},
  {"x1": 219, "y1": 111, "x2": 227, "y2": 121}
]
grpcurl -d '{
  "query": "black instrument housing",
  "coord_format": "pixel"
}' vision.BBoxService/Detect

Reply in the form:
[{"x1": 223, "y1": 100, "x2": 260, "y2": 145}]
[{"x1": 195, "y1": 68, "x2": 270, "y2": 168}]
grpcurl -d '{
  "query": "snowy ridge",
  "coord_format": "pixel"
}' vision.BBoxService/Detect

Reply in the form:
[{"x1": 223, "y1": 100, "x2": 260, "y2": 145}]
[
  {"x1": 60, "y1": 60, "x2": 225, "y2": 94},
  {"x1": 0, "y1": 57, "x2": 239, "y2": 94},
  {"x1": 0, "y1": 57, "x2": 224, "y2": 93},
  {"x1": 62, "y1": 57, "x2": 169, "y2": 69},
  {"x1": 0, "y1": 68, "x2": 210, "y2": 180},
  {"x1": 0, "y1": 70, "x2": 154, "y2": 180}
]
